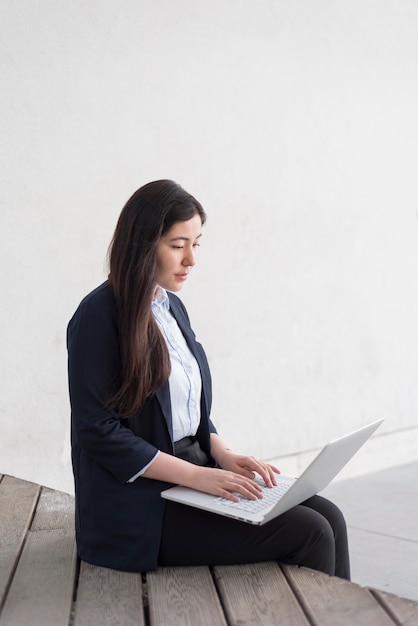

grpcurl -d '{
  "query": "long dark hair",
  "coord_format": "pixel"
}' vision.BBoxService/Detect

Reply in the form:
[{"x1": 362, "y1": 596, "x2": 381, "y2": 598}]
[{"x1": 108, "y1": 180, "x2": 206, "y2": 417}]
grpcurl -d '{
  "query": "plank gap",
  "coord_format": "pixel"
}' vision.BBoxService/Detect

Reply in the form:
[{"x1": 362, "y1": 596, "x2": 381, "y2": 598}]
[
  {"x1": 280, "y1": 564, "x2": 317, "y2": 625},
  {"x1": 141, "y1": 572, "x2": 151, "y2": 626},
  {"x1": 68, "y1": 557, "x2": 81, "y2": 626},
  {"x1": 0, "y1": 530, "x2": 30, "y2": 617},
  {"x1": 0, "y1": 479, "x2": 41, "y2": 615},
  {"x1": 370, "y1": 588, "x2": 418, "y2": 626},
  {"x1": 369, "y1": 589, "x2": 401, "y2": 626},
  {"x1": 209, "y1": 565, "x2": 231, "y2": 626}
]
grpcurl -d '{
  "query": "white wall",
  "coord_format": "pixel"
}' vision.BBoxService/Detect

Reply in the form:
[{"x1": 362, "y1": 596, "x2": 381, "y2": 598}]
[{"x1": 1, "y1": 0, "x2": 418, "y2": 494}]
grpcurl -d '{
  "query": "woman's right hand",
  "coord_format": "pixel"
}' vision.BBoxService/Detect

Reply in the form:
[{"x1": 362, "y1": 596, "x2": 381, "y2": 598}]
[{"x1": 186, "y1": 465, "x2": 264, "y2": 502}]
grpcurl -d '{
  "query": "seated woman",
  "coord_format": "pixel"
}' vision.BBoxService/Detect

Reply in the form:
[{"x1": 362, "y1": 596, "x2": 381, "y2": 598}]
[{"x1": 67, "y1": 179, "x2": 350, "y2": 578}]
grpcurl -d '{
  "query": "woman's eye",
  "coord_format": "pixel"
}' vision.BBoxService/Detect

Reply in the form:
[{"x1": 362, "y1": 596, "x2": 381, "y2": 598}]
[{"x1": 170, "y1": 243, "x2": 200, "y2": 250}]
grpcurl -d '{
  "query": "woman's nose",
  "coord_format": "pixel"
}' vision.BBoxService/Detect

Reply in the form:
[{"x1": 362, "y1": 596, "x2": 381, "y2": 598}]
[{"x1": 182, "y1": 247, "x2": 196, "y2": 267}]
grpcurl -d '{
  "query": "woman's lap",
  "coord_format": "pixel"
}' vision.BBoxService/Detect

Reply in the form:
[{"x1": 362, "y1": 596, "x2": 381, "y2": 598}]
[{"x1": 158, "y1": 494, "x2": 350, "y2": 579}]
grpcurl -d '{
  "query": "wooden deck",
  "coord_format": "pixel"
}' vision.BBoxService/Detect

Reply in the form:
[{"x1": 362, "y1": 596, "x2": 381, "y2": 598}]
[{"x1": 1, "y1": 474, "x2": 418, "y2": 626}]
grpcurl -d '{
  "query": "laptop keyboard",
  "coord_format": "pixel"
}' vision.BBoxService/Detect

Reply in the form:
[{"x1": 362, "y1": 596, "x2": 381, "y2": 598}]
[{"x1": 214, "y1": 477, "x2": 295, "y2": 513}]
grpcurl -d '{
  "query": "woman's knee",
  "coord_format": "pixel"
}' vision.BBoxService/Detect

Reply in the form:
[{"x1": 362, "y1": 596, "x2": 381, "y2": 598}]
[
  {"x1": 302, "y1": 514, "x2": 336, "y2": 574},
  {"x1": 271, "y1": 505, "x2": 336, "y2": 574},
  {"x1": 302, "y1": 495, "x2": 348, "y2": 537}
]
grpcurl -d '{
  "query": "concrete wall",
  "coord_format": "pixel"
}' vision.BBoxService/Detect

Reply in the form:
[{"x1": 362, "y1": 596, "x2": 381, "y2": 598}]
[{"x1": 1, "y1": 0, "x2": 418, "y2": 493}]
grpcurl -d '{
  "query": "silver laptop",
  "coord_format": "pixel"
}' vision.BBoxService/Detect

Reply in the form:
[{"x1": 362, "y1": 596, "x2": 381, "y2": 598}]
[{"x1": 161, "y1": 419, "x2": 384, "y2": 525}]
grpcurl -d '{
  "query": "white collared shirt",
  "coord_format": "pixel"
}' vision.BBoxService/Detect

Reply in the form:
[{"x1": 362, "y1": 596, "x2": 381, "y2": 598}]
[{"x1": 151, "y1": 286, "x2": 202, "y2": 442}]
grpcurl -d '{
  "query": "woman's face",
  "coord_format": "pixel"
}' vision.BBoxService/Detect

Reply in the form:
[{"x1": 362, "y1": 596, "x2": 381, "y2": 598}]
[{"x1": 155, "y1": 214, "x2": 202, "y2": 292}]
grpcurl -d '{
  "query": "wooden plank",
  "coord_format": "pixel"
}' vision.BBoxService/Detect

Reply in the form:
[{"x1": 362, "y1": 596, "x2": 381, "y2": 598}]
[
  {"x1": 73, "y1": 561, "x2": 144, "y2": 626},
  {"x1": 372, "y1": 589, "x2": 418, "y2": 626},
  {"x1": 0, "y1": 476, "x2": 40, "y2": 606},
  {"x1": 0, "y1": 528, "x2": 77, "y2": 626},
  {"x1": 31, "y1": 486, "x2": 74, "y2": 531},
  {"x1": 214, "y1": 561, "x2": 310, "y2": 625},
  {"x1": 283, "y1": 565, "x2": 396, "y2": 625},
  {"x1": 147, "y1": 566, "x2": 227, "y2": 626}
]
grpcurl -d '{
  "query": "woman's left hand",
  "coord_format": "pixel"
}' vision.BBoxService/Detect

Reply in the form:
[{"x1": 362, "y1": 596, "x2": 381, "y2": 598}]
[{"x1": 215, "y1": 450, "x2": 280, "y2": 488}]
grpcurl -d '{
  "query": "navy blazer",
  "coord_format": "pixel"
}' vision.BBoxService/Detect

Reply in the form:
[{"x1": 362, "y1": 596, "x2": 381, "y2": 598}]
[{"x1": 67, "y1": 281, "x2": 216, "y2": 571}]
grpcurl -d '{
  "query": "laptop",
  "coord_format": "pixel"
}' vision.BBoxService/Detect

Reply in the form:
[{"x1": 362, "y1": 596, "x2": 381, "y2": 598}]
[{"x1": 161, "y1": 419, "x2": 384, "y2": 525}]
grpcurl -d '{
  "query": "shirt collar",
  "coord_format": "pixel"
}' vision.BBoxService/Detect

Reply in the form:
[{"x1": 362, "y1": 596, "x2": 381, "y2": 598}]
[{"x1": 152, "y1": 285, "x2": 170, "y2": 310}]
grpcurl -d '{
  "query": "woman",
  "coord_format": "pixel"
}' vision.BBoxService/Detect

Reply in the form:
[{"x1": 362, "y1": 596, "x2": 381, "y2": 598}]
[{"x1": 67, "y1": 180, "x2": 350, "y2": 578}]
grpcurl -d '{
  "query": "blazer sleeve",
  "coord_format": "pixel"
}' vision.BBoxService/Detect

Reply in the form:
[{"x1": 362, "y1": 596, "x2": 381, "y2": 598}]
[{"x1": 67, "y1": 284, "x2": 159, "y2": 484}]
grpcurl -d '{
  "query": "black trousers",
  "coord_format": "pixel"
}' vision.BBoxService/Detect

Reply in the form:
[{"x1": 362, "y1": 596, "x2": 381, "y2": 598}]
[{"x1": 158, "y1": 438, "x2": 351, "y2": 580}]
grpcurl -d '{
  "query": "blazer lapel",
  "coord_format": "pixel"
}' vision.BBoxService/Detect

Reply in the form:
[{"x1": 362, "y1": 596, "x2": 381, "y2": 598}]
[{"x1": 155, "y1": 381, "x2": 174, "y2": 445}]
